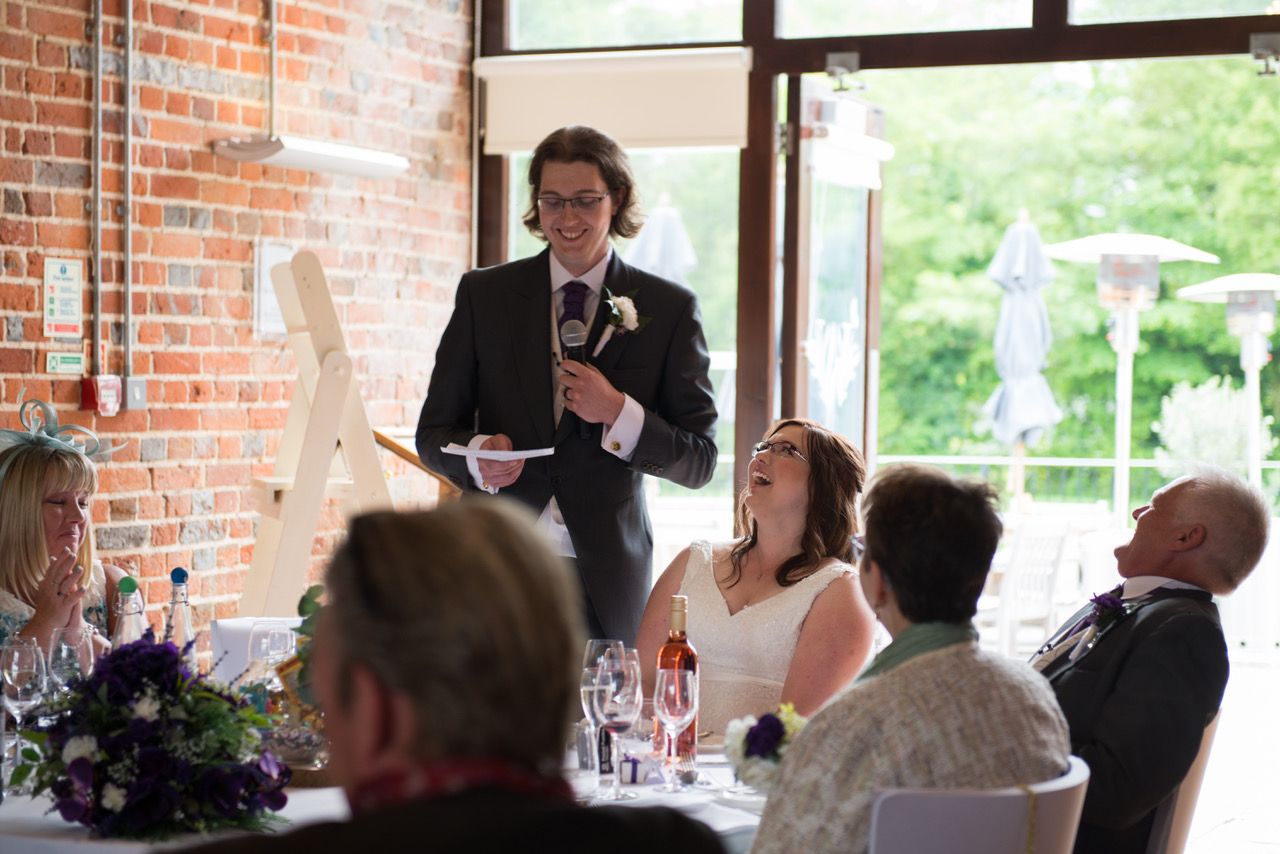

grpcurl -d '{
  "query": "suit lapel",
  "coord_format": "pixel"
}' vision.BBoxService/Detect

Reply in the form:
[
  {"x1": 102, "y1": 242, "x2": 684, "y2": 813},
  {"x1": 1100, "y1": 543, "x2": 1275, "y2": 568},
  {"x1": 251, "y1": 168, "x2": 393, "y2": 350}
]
[
  {"x1": 590, "y1": 255, "x2": 631, "y2": 373},
  {"x1": 508, "y1": 251, "x2": 554, "y2": 448},
  {"x1": 1042, "y1": 587, "x2": 1213, "y2": 681}
]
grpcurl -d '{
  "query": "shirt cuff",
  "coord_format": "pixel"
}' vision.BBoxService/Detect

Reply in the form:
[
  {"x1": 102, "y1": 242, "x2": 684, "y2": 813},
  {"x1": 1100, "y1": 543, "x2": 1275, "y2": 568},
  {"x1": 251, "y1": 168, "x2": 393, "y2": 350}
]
[
  {"x1": 467, "y1": 433, "x2": 499, "y2": 494},
  {"x1": 602, "y1": 395, "x2": 643, "y2": 461}
]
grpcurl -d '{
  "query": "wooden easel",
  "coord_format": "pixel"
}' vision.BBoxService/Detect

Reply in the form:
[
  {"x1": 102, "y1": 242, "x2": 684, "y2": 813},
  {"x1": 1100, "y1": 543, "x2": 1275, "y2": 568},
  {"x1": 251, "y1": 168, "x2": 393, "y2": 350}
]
[{"x1": 238, "y1": 250, "x2": 394, "y2": 617}]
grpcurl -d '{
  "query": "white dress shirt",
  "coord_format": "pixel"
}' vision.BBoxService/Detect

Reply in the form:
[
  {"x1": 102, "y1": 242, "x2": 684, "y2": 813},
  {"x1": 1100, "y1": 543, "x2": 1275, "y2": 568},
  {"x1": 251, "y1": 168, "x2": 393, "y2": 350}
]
[{"x1": 466, "y1": 248, "x2": 644, "y2": 557}]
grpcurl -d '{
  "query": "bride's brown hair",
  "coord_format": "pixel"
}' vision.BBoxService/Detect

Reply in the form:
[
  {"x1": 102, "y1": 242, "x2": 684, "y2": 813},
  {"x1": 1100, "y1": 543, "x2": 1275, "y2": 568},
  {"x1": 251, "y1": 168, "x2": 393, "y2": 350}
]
[{"x1": 727, "y1": 418, "x2": 866, "y2": 588}]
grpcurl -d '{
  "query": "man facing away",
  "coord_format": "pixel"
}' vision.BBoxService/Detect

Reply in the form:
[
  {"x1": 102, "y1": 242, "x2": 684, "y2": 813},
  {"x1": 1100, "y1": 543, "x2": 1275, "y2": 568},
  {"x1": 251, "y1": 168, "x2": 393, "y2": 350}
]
[
  {"x1": 416, "y1": 125, "x2": 718, "y2": 643},
  {"x1": 1034, "y1": 468, "x2": 1269, "y2": 853},
  {"x1": 185, "y1": 501, "x2": 724, "y2": 853}
]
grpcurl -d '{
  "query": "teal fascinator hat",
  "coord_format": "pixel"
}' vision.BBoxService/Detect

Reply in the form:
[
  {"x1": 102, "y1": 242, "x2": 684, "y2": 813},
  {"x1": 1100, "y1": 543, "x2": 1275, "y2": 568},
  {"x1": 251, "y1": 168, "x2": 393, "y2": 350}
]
[{"x1": 0, "y1": 398, "x2": 126, "y2": 492}]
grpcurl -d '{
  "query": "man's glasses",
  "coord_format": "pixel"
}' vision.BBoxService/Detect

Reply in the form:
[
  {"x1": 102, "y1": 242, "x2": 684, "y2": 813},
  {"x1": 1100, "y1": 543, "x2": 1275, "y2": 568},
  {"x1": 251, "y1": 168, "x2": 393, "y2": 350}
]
[
  {"x1": 751, "y1": 440, "x2": 808, "y2": 464},
  {"x1": 536, "y1": 194, "x2": 609, "y2": 214}
]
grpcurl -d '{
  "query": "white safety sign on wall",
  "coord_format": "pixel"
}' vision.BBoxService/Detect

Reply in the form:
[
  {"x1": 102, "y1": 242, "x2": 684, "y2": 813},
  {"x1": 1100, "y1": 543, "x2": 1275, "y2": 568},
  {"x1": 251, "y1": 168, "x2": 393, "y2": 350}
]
[{"x1": 43, "y1": 258, "x2": 84, "y2": 339}]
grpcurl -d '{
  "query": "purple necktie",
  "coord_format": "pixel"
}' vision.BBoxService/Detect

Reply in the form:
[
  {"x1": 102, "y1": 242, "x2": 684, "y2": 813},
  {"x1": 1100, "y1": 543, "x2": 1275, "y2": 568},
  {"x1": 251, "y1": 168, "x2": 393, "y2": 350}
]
[{"x1": 559, "y1": 280, "x2": 588, "y2": 326}]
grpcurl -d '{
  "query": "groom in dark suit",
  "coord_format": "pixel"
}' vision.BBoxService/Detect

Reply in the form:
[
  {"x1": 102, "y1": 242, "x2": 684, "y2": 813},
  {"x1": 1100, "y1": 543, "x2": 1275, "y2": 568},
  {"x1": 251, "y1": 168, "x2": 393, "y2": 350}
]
[
  {"x1": 416, "y1": 126, "x2": 718, "y2": 644},
  {"x1": 1034, "y1": 469, "x2": 1269, "y2": 853}
]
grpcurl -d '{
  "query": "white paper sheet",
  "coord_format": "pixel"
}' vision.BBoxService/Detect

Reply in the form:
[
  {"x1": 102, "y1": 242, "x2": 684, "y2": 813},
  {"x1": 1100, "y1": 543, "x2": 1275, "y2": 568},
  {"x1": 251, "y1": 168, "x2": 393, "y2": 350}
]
[{"x1": 442, "y1": 443, "x2": 555, "y2": 461}]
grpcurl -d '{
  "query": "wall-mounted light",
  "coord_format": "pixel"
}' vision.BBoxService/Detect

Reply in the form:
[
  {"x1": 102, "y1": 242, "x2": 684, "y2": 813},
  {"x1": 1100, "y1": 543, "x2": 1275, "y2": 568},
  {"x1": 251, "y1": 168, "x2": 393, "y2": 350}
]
[
  {"x1": 211, "y1": 0, "x2": 408, "y2": 178},
  {"x1": 212, "y1": 135, "x2": 408, "y2": 179}
]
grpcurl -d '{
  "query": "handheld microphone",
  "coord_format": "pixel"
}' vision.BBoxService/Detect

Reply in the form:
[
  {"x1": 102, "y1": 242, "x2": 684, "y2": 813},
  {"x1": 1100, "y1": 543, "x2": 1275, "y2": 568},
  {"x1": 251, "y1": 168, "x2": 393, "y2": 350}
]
[{"x1": 560, "y1": 319, "x2": 590, "y2": 440}]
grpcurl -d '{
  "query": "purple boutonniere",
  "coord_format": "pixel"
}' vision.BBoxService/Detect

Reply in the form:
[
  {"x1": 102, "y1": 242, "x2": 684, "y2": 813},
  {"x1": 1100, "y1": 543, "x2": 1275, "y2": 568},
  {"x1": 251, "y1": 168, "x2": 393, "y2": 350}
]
[
  {"x1": 1086, "y1": 591, "x2": 1126, "y2": 631},
  {"x1": 1070, "y1": 588, "x2": 1136, "y2": 662}
]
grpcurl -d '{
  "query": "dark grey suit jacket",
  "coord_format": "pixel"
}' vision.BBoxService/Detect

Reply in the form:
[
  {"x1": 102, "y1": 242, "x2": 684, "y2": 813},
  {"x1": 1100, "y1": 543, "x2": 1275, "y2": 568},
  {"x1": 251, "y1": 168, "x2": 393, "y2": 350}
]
[
  {"x1": 1040, "y1": 588, "x2": 1226, "y2": 854},
  {"x1": 416, "y1": 249, "x2": 718, "y2": 642}
]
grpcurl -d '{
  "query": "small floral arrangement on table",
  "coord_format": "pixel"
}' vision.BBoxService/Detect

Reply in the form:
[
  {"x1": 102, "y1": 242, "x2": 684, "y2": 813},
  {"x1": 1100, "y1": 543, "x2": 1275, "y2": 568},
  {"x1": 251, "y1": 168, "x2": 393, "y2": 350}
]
[
  {"x1": 592, "y1": 288, "x2": 651, "y2": 357},
  {"x1": 723, "y1": 703, "x2": 807, "y2": 793},
  {"x1": 13, "y1": 633, "x2": 290, "y2": 840}
]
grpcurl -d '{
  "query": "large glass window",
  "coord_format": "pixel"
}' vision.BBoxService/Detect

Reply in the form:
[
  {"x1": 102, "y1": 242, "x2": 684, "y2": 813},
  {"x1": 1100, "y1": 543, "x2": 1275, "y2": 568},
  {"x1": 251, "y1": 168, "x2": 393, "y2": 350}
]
[
  {"x1": 510, "y1": 148, "x2": 740, "y2": 569},
  {"x1": 1069, "y1": 0, "x2": 1274, "y2": 24},
  {"x1": 781, "y1": 0, "x2": 1032, "y2": 39},
  {"x1": 509, "y1": 0, "x2": 741, "y2": 50}
]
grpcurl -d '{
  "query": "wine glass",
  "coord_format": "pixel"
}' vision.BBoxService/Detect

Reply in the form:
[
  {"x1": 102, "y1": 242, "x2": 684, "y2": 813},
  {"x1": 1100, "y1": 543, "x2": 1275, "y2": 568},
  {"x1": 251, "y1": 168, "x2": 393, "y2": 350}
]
[
  {"x1": 592, "y1": 647, "x2": 643, "y2": 801},
  {"x1": 582, "y1": 638, "x2": 624, "y2": 671},
  {"x1": 2, "y1": 638, "x2": 48, "y2": 791},
  {"x1": 48, "y1": 626, "x2": 95, "y2": 695},
  {"x1": 654, "y1": 668, "x2": 699, "y2": 792}
]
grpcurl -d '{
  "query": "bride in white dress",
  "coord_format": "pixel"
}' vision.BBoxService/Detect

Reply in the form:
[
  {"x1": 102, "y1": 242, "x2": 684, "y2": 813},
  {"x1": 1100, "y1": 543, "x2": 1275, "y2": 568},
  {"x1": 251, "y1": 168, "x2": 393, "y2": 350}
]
[{"x1": 636, "y1": 419, "x2": 876, "y2": 734}]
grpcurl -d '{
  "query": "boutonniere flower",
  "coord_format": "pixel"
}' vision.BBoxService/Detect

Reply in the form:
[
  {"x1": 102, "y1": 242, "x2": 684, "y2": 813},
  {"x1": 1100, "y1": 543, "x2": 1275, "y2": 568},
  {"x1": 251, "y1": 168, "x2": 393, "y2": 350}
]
[
  {"x1": 1069, "y1": 588, "x2": 1137, "y2": 661},
  {"x1": 592, "y1": 289, "x2": 651, "y2": 357}
]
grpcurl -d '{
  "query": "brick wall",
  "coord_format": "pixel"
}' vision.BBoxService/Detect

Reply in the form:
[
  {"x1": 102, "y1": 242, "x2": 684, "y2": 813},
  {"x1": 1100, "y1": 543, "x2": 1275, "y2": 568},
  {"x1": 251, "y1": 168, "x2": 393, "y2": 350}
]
[{"x1": 1, "y1": 0, "x2": 472, "y2": 652}]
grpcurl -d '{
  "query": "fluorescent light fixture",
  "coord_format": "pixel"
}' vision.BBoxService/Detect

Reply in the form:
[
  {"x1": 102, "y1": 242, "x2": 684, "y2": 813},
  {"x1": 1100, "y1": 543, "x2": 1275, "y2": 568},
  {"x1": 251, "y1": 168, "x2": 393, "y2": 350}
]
[{"x1": 212, "y1": 134, "x2": 409, "y2": 179}]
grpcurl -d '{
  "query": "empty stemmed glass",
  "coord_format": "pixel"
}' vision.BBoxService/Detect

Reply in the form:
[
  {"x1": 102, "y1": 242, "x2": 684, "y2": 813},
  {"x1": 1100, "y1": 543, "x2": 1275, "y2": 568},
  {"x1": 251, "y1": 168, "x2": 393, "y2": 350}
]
[
  {"x1": 592, "y1": 647, "x2": 643, "y2": 801},
  {"x1": 47, "y1": 626, "x2": 95, "y2": 697},
  {"x1": 582, "y1": 638, "x2": 624, "y2": 672},
  {"x1": 654, "y1": 668, "x2": 699, "y2": 793},
  {"x1": 2, "y1": 637, "x2": 48, "y2": 791}
]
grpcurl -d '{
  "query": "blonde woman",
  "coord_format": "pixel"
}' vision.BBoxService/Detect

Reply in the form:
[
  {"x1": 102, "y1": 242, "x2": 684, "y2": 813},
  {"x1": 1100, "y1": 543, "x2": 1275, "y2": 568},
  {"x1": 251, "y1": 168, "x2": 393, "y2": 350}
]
[{"x1": 0, "y1": 400, "x2": 125, "y2": 651}]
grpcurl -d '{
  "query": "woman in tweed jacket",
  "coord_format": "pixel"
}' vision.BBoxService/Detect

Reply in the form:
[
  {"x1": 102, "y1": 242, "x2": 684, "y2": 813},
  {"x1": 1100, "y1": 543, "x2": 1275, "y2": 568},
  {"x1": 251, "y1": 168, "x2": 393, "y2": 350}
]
[{"x1": 752, "y1": 465, "x2": 1071, "y2": 854}]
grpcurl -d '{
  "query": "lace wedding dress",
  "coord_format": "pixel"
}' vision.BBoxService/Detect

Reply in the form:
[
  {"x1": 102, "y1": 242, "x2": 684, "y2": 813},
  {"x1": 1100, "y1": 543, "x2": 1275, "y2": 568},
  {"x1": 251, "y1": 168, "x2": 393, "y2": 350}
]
[
  {"x1": 0, "y1": 560, "x2": 109, "y2": 646},
  {"x1": 678, "y1": 540, "x2": 852, "y2": 734}
]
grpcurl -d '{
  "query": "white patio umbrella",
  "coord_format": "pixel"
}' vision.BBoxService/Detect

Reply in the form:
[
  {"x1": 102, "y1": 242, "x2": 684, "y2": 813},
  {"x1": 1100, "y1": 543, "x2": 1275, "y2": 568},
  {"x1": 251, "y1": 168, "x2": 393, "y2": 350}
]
[
  {"x1": 624, "y1": 203, "x2": 698, "y2": 286},
  {"x1": 1177, "y1": 273, "x2": 1280, "y2": 488},
  {"x1": 1044, "y1": 232, "x2": 1220, "y2": 520},
  {"x1": 983, "y1": 214, "x2": 1062, "y2": 500}
]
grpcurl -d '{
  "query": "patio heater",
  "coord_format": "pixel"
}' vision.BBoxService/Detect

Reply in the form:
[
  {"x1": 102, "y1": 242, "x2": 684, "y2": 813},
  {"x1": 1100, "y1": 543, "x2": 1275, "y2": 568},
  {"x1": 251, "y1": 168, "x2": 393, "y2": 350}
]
[
  {"x1": 1044, "y1": 233, "x2": 1219, "y2": 520},
  {"x1": 1177, "y1": 273, "x2": 1280, "y2": 488}
]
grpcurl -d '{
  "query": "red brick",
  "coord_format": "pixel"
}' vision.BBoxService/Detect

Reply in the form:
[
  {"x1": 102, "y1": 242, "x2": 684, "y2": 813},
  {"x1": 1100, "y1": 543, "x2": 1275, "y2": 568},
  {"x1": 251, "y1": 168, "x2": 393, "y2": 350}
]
[
  {"x1": 164, "y1": 91, "x2": 191, "y2": 116},
  {"x1": 201, "y1": 181, "x2": 249, "y2": 206},
  {"x1": 153, "y1": 351, "x2": 201, "y2": 374},
  {"x1": 22, "y1": 129, "x2": 52, "y2": 155},
  {"x1": 203, "y1": 238, "x2": 250, "y2": 262},
  {"x1": 0, "y1": 32, "x2": 31, "y2": 62},
  {"x1": 153, "y1": 466, "x2": 199, "y2": 490},
  {"x1": 1, "y1": 95, "x2": 34, "y2": 122},
  {"x1": 99, "y1": 466, "x2": 151, "y2": 492},
  {"x1": 149, "y1": 409, "x2": 200, "y2": 431},
  {"x1": 151, "y1": 174, "x2": 200, "y2": 199},
  {"x1": 53, "y1": 73, "x2": 83, "y2": 99},
  {"x1": 206, "y1": 462, "x2": 250, "y2": 487},
  {"x1": 148, "y1": 118, "x2": 202, "y2": 146},
  {"x1": 149, "y1": 233, "x2": 200, "y2": 258},
  {"x1": 36, "y1": 101, "x2": 90, "y2": 129},
  {"x1": 1, "y1": 156, "x2": 33, "y2": 182},
  {"x1": 164, "y1": 34, "x2": 189, "y2": 60},
  {"x1": 139, "y1": 86, "x2": 164, "y2": 111},
  {"x1": 28, "y1": 9, "x2": 83, "y2": 39},
  {"x1": 23, "y1": 191, "x2": 52, "y2": 216},
  {"x1": 36, "y1": 222, "x2": 90, "y2": 249},
  {"x1": 24, "y1": 69, "x2": 53, "y2": 96}
]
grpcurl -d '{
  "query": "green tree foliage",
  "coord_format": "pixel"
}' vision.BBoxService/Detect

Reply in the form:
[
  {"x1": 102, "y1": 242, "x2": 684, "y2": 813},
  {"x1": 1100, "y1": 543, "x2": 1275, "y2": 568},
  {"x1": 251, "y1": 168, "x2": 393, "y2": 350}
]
[{"x1": 865, "y1": 57, "x2": 1280, "y2": 458}]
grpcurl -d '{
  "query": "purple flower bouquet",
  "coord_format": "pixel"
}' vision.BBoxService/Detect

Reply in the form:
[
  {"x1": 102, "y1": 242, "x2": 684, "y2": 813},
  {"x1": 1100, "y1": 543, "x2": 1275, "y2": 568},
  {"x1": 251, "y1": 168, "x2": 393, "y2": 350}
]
[
  {"x1": 723, "y1": 703, "x2": 808, "y2": 792},
  {"x1": 13, "y1": 633, "x2": 291, "y2": 840}
]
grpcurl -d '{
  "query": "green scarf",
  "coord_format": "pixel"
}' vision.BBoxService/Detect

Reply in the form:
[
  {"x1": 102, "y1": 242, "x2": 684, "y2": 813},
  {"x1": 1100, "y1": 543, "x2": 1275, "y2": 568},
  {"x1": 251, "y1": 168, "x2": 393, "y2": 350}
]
[{"x1": 856, "y1": 621, "x2": 978, "y2": 683}]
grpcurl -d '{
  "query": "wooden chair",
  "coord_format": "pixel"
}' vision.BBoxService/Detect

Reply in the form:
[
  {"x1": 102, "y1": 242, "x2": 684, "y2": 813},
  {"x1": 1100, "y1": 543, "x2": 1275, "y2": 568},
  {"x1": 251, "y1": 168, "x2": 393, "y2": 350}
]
[
  {"x1": 868, "y1": 756, "x2": 1090, "y2": 854},
  {"x1": 1144, "y1": 712, "x2": 1220, "y2": 854},
  {"x1": 980, "y1": 521, "x2": 1070, "y2": 657}
]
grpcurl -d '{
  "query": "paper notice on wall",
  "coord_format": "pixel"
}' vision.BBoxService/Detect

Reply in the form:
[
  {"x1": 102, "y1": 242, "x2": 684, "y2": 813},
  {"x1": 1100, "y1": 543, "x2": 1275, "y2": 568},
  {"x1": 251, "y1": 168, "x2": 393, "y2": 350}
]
[{"x1": 43, "y1": 258, "x2": 84, "y2": 338}]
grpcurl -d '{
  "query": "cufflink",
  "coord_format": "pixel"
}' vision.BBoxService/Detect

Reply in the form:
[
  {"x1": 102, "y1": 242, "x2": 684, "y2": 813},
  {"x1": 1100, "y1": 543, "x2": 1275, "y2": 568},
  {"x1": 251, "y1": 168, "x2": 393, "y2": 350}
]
[
  {"x1": 482, "y1": 482, "x2": 490, "y2": 490},
  {"x1": 610, "y1": 441, "x2": 621, "y2": 452}
]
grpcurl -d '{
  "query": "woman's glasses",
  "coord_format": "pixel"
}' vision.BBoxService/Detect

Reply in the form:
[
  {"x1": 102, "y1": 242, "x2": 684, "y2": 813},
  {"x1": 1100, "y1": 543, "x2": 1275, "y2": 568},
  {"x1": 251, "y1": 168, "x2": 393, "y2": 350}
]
[
  {"x1": 536, "y1": 194, "x2": 609, "y2": 214},
  {"x1": 751, "y1": 440, "x2": 808, "y2": 463}
]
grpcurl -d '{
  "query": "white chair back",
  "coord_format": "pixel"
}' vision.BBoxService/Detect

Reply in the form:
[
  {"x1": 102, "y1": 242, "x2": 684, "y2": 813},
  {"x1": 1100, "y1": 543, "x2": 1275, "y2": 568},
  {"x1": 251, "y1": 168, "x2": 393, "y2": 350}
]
[
  {"x1": 868, "y1": 755, "x2": 1090, "y2": 854},
  {"x1": 1145, "y1": 712, "x2": 1220, "y2": 854},
  {"x1": 996, "y1": 522, "x2": 1070, "y2": 656}
]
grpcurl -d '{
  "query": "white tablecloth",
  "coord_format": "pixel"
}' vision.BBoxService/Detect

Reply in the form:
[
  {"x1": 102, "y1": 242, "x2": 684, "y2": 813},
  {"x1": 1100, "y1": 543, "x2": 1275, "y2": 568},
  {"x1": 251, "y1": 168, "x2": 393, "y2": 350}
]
[
  {"x1": 0, "y1": 787, "x2": 348, "y2": 852},
  {"x1": 0, "y1": 755, "x2": 759, "y2": 852}
]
